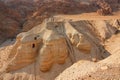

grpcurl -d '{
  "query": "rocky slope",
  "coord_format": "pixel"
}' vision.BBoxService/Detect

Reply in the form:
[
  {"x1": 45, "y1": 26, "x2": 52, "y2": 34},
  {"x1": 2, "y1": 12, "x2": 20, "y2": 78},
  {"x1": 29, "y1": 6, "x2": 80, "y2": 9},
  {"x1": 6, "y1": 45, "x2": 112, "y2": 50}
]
[
  {"x1": 0, "y1": 0, "x2": 94, "y2": 41},
  {"x1": 0, "y1": 0, "x2": 119, "y2": 34},
  {"x1": 23, "y1": 0, "x2": 120, "y2": 31},
  {"x1": 0, "y1": 1, "x2": 21, "y2": 44},
  {"x1": 5, "y1": 0, "x2": 36, "y2": 19},
  {"x1": 22, "y1": 0, "x2": 96, "y2": 31},
  {"x1": 56, "y1": 34, "x2": 120, "y2": 80},
  {"x1": 0, "y1": 17, "x2": 120, "y2": 80},
  {"x1": 0, "y1": 0, "x2": 120, "y2": 80}
]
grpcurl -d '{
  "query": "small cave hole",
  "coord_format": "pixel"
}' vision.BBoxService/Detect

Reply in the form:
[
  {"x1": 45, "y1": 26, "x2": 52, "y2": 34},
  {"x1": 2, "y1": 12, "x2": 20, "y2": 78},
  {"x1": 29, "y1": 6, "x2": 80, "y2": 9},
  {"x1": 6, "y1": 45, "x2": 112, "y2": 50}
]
[
  {"x1": 32, "y1": 44, "x2": 35, "y2": 48},
  {"x1": 55, "y1": 25, "x2": 58, "y2": 28},
  {"x1": 34, "y1": 37, "x2": 37, "y2": 40},
  {"x1": 88, "y1": 75, "x2": 91, "y2": 77}
]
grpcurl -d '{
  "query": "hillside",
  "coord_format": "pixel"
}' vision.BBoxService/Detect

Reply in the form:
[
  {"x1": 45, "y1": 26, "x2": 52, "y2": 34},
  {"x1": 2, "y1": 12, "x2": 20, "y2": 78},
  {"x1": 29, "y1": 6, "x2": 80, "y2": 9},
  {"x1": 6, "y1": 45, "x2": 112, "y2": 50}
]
[
  {"x1": 0, "y1": 1, "x2": 21, "y2": 44},
  {"x1": 0, "y1": 0, "x2": 120, "y2": 80}
]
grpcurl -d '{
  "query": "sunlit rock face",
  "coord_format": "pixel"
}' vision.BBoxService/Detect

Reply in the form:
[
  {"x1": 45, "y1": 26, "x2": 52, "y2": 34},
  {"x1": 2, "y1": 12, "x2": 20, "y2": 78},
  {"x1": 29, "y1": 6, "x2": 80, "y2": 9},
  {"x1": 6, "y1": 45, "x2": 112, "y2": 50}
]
[
  {"x1": 4, "y1": 18, "x2": 119, "y2": 73},
  {"x1": 0, "y1": 17, "x2": 119, "y2": 80},
  {"x1": 7, "y1": 21, "x2": 69, "y2": 72}
]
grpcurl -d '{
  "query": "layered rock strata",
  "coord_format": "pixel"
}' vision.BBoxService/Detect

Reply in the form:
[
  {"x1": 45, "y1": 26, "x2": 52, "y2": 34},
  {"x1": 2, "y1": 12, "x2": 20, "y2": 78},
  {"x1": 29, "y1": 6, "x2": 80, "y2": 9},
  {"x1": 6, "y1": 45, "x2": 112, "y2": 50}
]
[
  {"x1": 0, "y1": 18, "x2": 119, "y2": 80},
  {"x1": 4, "y1": 19, "x2": 119, "y2": 72}
]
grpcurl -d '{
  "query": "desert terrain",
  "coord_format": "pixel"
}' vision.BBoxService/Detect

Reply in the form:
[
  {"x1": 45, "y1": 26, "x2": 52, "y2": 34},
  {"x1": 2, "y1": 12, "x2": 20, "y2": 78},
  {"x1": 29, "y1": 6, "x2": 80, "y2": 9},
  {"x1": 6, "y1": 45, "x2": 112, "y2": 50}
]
[{"x1": 0, "y1": 0, "x2": 120, "y2": 80}]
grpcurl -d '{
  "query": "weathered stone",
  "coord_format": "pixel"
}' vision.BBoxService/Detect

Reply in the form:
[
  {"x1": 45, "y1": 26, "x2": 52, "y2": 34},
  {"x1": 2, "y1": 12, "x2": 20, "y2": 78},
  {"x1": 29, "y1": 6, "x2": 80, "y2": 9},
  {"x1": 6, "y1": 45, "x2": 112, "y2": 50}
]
[
  {"x1": 101, "y1": 66, "x2": 108, "y2": 70},
  {"x1": 5, "y1": 19, "x2": 118, "y2": 72}
]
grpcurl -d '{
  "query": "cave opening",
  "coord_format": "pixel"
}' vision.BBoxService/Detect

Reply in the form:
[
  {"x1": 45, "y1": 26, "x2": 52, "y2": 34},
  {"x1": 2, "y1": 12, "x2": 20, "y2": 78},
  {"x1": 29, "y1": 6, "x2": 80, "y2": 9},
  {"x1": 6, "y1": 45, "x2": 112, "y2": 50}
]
[
  {"x1": 32, "y1": 44, "x2": 35, "y2": 48},
  {"x1": 34, "y1": 37, "x2": 37, "y2": 40}
]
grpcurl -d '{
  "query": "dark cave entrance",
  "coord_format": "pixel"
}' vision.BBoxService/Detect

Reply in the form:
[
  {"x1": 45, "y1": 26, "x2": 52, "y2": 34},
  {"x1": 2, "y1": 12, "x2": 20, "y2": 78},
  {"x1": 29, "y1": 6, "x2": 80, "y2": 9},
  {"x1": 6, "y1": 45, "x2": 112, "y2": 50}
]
[{"x1": 32, "y1": 44, "x2": 35, "y2": 48}]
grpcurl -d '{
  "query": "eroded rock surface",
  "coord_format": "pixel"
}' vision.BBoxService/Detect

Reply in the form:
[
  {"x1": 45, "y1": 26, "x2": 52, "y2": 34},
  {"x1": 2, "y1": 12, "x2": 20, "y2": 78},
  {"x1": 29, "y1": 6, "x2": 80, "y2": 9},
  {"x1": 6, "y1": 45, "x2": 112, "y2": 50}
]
[
  {"x1": 56, "y1": 34, "x2": 120, "y2": 80},
  {"x1": 0, "y1": 17, "x2": 120, "y2": 80}
]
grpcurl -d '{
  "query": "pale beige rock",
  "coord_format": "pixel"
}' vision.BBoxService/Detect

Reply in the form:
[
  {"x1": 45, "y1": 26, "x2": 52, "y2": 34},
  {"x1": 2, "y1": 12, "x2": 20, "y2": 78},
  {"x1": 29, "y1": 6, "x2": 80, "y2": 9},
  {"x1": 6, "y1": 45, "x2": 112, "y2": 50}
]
[
  {"x1": 56, "y1": 33, "x2": 120, "y2": 80},
  {"x1": 39, "y1": 32, "x2": 68, "y2": 71},
  {"x1": 2, "y1": 19, "x2": 118, "y2": 72},
  {"x1": 0, "y1": 17, "x2": 119, "y2": 80},
  {"x1": 7, "y1": 21, "x2": 69, "y2": 72},
  {"x1": 64, "y1": 22, "x2": 92, "y2": 54},
  {"x1": 100, "y1": 66, "x2": 108, "y2": 70}
]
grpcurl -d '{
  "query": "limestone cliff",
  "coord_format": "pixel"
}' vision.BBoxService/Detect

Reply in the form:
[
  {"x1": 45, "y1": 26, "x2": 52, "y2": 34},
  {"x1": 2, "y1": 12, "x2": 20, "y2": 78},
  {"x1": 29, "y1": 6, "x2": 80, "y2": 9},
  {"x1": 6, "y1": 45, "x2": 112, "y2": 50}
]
[
  {"x1": 56, "y1": 34, "x2": 120, "y2": 80},
  {"x1": 0, "y1": 17, "x2": 120, "y2": 80},
  {"x1": 0, "y1": 0, "x2": 120, "y2": 79}
]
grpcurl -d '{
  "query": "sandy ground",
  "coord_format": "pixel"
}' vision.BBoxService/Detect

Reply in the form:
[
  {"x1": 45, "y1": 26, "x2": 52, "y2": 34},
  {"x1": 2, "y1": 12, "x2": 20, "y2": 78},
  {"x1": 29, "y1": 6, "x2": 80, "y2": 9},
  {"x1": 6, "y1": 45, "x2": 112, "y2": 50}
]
[{"x1": 54, "y1": 11, "x2": 120, "y2": 21}]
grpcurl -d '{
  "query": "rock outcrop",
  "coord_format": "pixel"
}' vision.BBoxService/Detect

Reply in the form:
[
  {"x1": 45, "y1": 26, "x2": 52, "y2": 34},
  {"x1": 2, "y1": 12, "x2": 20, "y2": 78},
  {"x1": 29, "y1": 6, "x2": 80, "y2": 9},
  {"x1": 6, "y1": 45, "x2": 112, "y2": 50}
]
[
  {"x1": 0, "y1": 18, "x2": 119, "y2": 79},
  {"x1": 0, "y1": 0, "x2": 120, "y2": 80},
  {"x1": 56, "y1": 33, "x2": 120, "y2": 80},
  {"x1": 0, "y1": 17, "x2": 119, "y2": 80}
]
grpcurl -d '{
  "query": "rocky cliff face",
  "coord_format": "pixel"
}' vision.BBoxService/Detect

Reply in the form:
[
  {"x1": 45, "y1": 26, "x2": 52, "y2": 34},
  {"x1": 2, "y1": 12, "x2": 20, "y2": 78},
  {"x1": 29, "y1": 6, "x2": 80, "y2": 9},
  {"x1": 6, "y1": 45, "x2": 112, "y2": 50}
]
[
  {"x1": 56, "y1": 34, "x2": 120, "y2": 80},
  {"x1": 0, "y1": 0, "x2": 120, "y2": 80},
  {"x1": 0, "y1": 17, "x2": 120, "y2": 80},
  {"x1": 0, "y1": 1, "x2": 21, "y2": 44}
]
